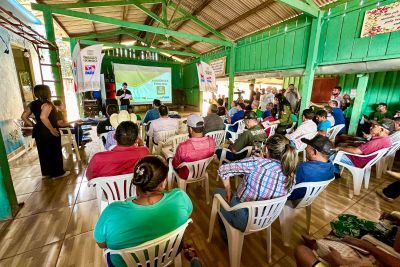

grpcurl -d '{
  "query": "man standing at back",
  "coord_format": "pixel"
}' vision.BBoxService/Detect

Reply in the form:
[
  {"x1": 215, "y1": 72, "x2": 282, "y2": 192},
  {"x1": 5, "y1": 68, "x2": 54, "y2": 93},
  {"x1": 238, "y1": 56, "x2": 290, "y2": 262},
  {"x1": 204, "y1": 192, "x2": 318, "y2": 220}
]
[
  {"x1": 172, "y1": 115, "x2": 215, "y2": 180},
  {"x1": 143, "y1": 99, "x2": 161, "y2": 124},
  {"x1": 148, "y1": 105, "x2": 179, "y2": 145},
  {"x1": 330, "y1": 86, "x2": 343, "y2": 108},
  {"x1": 86, "y1": 121, "x2": 149, "y2": 180},
  {"x1": 284, "y1": 84, "x2": 300, "y2": 113}
]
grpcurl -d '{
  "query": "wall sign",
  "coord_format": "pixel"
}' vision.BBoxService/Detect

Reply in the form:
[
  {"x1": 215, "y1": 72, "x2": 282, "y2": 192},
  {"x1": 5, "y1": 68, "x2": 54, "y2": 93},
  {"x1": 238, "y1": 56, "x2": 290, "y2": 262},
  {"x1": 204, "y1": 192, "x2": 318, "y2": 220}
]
[
  {"x1": 208, "y1": 56, "x2": 226, "y2": 77},
  {"x1": 361, "y1": 2, "x2": 400, "y2": 37}
]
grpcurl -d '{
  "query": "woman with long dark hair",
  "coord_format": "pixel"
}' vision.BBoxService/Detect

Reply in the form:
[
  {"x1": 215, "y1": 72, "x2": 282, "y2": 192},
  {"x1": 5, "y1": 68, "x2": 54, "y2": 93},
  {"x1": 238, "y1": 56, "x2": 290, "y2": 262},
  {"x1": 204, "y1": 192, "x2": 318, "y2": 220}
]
[
  {"x1": 266, "y1": 93, "x2": 294, "y2": 134},
  {"x1": 21, "y1": 85, "x2": 69, "y2": 178}
]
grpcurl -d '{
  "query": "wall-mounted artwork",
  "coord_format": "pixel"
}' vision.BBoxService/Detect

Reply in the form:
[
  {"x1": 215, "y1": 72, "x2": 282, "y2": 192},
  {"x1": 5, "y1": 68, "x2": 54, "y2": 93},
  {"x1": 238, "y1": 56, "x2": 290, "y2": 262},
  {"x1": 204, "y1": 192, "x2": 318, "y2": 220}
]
[{"x1": 0, "y1": 119, "x2": 25, "y2": 155}]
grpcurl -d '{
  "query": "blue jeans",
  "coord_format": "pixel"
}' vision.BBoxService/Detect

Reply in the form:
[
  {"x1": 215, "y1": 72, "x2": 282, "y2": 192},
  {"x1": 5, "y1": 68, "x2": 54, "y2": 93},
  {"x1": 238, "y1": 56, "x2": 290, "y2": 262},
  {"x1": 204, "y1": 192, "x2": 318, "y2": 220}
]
[
  {"x1": 331, "y1": 153, "x2": 354, "y2": 174},
  {"x1": 215, "y1": 149, "x2": 248, "y2": 162},
  {"x1": 214, "y1": 188, "x2": 248, "y2": 232}
]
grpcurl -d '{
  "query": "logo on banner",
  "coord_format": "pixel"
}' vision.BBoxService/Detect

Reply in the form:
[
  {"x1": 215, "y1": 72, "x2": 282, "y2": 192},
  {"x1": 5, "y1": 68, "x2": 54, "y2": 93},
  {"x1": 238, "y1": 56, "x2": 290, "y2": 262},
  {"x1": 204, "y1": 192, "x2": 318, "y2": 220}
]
[{"x1": 84, "y1": 65, "x2": 96, "y2": 75}]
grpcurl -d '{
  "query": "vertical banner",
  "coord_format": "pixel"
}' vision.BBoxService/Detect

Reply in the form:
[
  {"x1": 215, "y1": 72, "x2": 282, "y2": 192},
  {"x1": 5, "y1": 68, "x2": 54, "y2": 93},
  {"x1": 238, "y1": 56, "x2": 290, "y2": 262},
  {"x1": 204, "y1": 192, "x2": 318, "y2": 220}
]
[
  {"x1": 196, "y1": 61, "x2": 217, "y2": 93},
  {"x1": 80, "y1": 44, "x2": 103, "y2": 92},
  {"x1": 72, "y1": 40, "x2": 83, "y2": 92}
]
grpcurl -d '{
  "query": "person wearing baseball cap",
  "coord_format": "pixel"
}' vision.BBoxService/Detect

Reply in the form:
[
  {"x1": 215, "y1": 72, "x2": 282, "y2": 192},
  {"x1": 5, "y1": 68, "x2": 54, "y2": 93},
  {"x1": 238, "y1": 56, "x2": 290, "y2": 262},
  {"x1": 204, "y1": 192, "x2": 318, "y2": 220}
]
[
  {"x1": 288, "y1": 135, "x2": 335, "y2": 200},
  {"x1": 216, "y1": 110, "x2": 267, "y2": 162},
  {"x1": 333, "y1": 119, "x2": 392, "y2": 178},
  {"x1": 171, "y1": 114, "x2": 215, "y2": 180}
]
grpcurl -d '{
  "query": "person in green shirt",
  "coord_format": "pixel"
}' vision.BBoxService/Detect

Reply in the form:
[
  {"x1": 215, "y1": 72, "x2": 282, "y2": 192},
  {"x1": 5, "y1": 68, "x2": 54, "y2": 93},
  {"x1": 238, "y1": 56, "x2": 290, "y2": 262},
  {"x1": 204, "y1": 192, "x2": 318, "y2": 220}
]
[
  {"x1": 251, "y1": 100, "x2": 263, "y2": 118},
  {"x1": 266, "y1": 93, "x2": 293, "y2": 134},
  {"x1": 94, "y1": 155, "x2": 193, "y2": 267},
  {"x1": 216, "y1": 111, "x2": 267, "y2": 162},
  {"x1": 370, "y1": 103, "x2": 393, "y2": 123}
]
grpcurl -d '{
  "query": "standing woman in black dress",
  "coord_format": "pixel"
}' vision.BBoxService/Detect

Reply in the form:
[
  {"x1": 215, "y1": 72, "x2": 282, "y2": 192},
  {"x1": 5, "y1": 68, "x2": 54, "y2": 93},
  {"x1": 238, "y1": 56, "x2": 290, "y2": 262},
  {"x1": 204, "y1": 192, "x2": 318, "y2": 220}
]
[{"x1": 21, "y1": 85, "x2": 69, "y2": 178}]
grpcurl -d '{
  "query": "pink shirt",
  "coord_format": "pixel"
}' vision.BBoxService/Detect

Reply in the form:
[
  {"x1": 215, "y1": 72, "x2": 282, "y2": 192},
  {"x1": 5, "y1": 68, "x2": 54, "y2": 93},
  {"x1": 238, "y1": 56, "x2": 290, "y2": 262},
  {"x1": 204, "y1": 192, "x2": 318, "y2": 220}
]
[
  {"x1": 348, "y1": 136, "x2": 391, "y2": 168},
  {"x1": 86, "y1": 145, "x2": 150, "y2": 180},
  {"x1": 148, "y1": 117, "x2": 179, "y2": 144},
  {"x1": 172, "y1": 136, "x2": 215, "y2": 179}
]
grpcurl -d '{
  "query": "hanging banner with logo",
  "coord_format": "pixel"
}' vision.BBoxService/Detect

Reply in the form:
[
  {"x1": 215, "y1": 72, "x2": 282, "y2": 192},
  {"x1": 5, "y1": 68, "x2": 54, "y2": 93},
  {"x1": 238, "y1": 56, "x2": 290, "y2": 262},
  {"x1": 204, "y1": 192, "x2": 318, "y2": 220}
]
[
  {"x1": 208, "y1": 57, "x2": 226, "y2": 77},
  {"x1": 196, "y1": 61, "x2": 217, "y2": 93},
  {"x1": 72, "y1": 40, "x2": 83, "y2": 92},
  {"x1": 80, "y1": 44, "x2": 103, "y2": 92},
  {"x1": 361, "y1": 2, "x2": 400, "y2": 37}
]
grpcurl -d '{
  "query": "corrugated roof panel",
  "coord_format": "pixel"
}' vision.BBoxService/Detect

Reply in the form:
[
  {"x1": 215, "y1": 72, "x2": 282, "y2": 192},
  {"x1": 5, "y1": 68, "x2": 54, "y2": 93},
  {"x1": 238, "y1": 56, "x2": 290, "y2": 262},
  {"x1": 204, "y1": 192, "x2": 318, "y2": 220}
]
[{"x1": 314, "y1": 0, "x2": 338, "y2": 7}]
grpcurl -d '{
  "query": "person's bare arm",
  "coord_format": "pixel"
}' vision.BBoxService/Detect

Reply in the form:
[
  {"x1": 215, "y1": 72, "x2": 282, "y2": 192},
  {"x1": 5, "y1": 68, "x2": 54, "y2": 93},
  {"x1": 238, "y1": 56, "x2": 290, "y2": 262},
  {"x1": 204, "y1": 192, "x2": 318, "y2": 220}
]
[
  {"x1": 21, "y1": 106, "x2": 34, "y2": 127},
  {"x1": 40, "y1": 103, "x2": 59, "y2": 136},
  {"x1": 310, "y1": 102, "x2": 324, "y2": 109},
  {"x1": 96, "y1": 242, "x2": 107, "y2": 249},
  {"x1": 222, "y1": 178, "x2": 232, "y2": 202},
  {"x1": 336, "y1": 146, "x2": 362, "y2": 154}
]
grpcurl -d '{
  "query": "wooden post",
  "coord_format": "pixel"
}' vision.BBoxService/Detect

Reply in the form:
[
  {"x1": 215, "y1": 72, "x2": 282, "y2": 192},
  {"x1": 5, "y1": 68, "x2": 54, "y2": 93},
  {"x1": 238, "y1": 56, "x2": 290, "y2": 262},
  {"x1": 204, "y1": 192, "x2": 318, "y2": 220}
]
[
  {"x1": 348, "y1": 74, "x2": 369, "y2": 135},
  {"x1": 0, "y1": 130, "x2": 18, "y2": 220},
  {"x1": 228, "y1": 45, "x2": 236, "y2": 107},
  {"x1": 299, "y1": 12, "x2": 323, "y2": 123}
]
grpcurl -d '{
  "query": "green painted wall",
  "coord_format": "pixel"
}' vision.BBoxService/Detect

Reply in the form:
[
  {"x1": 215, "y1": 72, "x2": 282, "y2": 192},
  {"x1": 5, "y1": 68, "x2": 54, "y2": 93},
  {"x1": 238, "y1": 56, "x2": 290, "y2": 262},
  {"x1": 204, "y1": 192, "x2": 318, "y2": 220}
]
[
  {"x1": 102, "y1": 56, "x2": 183, "y2": 89},
  {"x1": 182, "y1": 61, "x2": 200, "y2": 106},
  {"x1": 339, "y1": 71, "x2": 400, "y2": 115},
  {"x1": 318, "y1": 0, "x2": 400, "y2": 65}
]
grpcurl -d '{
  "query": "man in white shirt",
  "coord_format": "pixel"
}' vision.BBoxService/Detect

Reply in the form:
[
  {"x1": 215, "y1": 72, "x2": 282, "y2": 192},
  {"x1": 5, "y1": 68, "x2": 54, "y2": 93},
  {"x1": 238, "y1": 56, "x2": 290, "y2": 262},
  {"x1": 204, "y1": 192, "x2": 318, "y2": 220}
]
[
  {"x1": 147, "y1": 105, "x2": 179, "y2": 144},
  {"x1": 260, "y1": 86, "x2": 275, "y2": 110},
  {"x1": 286, "y1": 109, "x2": 317, "y2": 149}
]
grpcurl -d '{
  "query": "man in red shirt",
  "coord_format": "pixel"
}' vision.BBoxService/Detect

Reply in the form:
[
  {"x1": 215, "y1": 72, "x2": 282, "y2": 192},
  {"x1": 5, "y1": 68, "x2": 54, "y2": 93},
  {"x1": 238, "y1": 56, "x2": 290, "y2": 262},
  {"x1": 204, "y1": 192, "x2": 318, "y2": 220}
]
[
  {"x1": 172, "y1": 114, "x2": 215, "y2": 179},
  {"x1": 86, "y1": 121, "x2": 149, "y2": 180},
  {"x1": 333, "y1": 120, "x2": 393, "y2": 178}
]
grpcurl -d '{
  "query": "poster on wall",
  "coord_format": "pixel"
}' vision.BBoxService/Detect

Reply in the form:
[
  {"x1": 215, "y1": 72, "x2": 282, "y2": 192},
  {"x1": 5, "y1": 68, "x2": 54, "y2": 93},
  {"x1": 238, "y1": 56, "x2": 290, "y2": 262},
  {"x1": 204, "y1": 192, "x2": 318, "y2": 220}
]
[
  {"x1": 79, "y1": 44, "x2": 104, "y2": 92},
  {"x1": 196, "y1": 61, "x2": 217, "y2": 93},
  {"x1": 361, "y1": 2, "x2": 400, "y2": 37},
  {"x1": 208, "y1": 57, "x2": 226, "y2": 77}
]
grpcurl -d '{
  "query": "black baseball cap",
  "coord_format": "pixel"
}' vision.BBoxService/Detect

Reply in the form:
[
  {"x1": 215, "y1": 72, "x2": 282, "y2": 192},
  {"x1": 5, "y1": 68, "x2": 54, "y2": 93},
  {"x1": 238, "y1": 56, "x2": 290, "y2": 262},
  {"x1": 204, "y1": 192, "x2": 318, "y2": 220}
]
[
  {"x1": 301, "y1": 135, "x2": 335, "y2": 156},
  {"x1": 373, "y1": 119, "x2": 395, "y2": 133},
  {"x1": 243, "y1": 111, "x2": 257, "y2": 120}
]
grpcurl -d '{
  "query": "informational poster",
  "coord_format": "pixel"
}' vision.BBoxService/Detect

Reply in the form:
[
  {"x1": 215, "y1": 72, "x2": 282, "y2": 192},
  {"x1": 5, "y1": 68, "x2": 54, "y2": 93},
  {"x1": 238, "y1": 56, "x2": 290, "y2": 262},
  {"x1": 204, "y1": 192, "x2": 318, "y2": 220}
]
[
  {"x1": 113, "y1": 63, "x2": 172, "y2": 104},
  {"x1": 196, "y1": 61, "x2": 217, "y2": 93},
  {"x1": 361, "y1": 2, "x2": 400, "y2": 37},
  {"x1": 208, "y1": 56, "x2": 226, "y2": 77},
  {"x1": 79, "y1": 44, "x2": 104, "y2": 92}
]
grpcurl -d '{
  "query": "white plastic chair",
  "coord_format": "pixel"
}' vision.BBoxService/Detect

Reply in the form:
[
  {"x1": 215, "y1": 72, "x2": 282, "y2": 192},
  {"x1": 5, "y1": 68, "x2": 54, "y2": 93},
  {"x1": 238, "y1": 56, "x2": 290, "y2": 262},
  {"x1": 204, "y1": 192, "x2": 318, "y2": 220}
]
[
  {"x1": 285, "y1": 122, "x2": 297, "y2": 134},
  {"x1": 333, "y1": 147, "x2": 389, "y2": 195},
  {"x1": 160, "y1": 133, "x2": 189, "y2": 159},
  {"x1": 207, "y1": 194, "x2": 288, "y2": 266},
  {"x1": 326, "y1": 124, "x2": 345, "y2": 142},
  {"x1": 88, "y1": 173, "x2": 136, "y2": 213},
  {"x1": 205, "y1": 130, "x2": 226, "y2": 148},
  {"x1": 105, "y1": 219, "x2": 192, "y2": 267},
  {"x1": 225, "y1": 119, "x2": 245, "y2": 142},
  {"x1": 60, "y1": 127, "x2": 81, "y2": 161},
  {"x1": 279, "y1": 178, "x2": 334, "y2": 246},
  {"x1": 218, "y1": 146, "x2": 252, "y2": 166},
  {"x1": 295, "y1": 132, "x2": 317, "y2": 162},
  {"x1": 168, "y1": 156, "x2": 214, "y2": 203},
  {"x1": 377, "y1": 141, "x2": 400, "y2": 177},
  {"x1": 262, "y1": 122, "x2": 278, "y2": 137},
  {"x1": 149, "y1": 129, "x2": 177, "y2": 154},
  {"x1": 13, "y1": 119, "x2": 35, "y2": 153}
]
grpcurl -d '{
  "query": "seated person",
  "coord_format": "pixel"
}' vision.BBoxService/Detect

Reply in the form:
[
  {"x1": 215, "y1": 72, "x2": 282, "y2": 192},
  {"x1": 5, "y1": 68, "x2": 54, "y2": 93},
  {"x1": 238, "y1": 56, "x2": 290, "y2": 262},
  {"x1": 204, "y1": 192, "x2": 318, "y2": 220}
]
[
  {"x1": 105, "y1": 111, "x2": 137, "y2": 150},
  {"x1": 251, "y1": 100, "x2": 263, "y2": 118},
  {"x1": 227, "y1": 101, "x2": 238, "y2": 118},
  {"x1": 266, "y1": 93, "x2": 293, "y2": 135},
  {"x1": 244, "y1": 99, "x2": 252, "y2": 111},
  {"x1": 147, "y1": 105, "x2": 178, "y2": 145},
  {"x1": 390, "y1": 117, "x2": 400, "y2": 143},
  {"x1": 227, "y1": 102, "x2": 246, "y2": 133},
  {"x1": 216, "y1": 134, "x2": 298, "y2": 231},
  {"x1": 324, "y1": 105, "x2": 336, "y2": 127},
  {"x1": 377, "y1": 170, "x2": 400, "y2": 202},
  {"x1": 86, "y1": 121, "x2": 149, "y2": 180},
  {"x1": 295, "y1": 212, "x2": 400, "y2": 267},
  {"x1": 216, "y1": 111, "x2": 267, "y2": 162},
  {"x1": 97, "y1": 104, "x2": 118, "y2": 140},
  {"x1": 94, "y1": 155, "x2": 192, "y2": 267},
  {"x1": 315, "y1": 110, "x2": 331, "y2": 136},
  {"x1": 289, "y1": 135, "x2": 334, "y2": 200},
  {"x1": 172, "y1": 115, "x2": 215, "y2": 179},
  {"x1": 203, "y1": 104, "x2": 225, "y2": 134},
  {"x1": 53, "y1": 100, "x2": 84, "y2": 145},
  {"x1": 261, "y1": 102, "x2": 274, "y2": 120},
  {"x1": 329, "y1": 100, "x2": 346, "y2": 127},
  {"x1": 372, "y1": 102, "x2": 393, "y2": 122},
  {"x1": 285, "y1": 109, "x2": 317, "y2": 150},
  {"x1": 333, "y1": 120, "x2": 392, "y2": 178},
  {"x1": 142, "y1": 99, "x2": 161, "y2": 124},
  {"x1": 217, "y1": 98, "x2": 227, "y2": 116}
]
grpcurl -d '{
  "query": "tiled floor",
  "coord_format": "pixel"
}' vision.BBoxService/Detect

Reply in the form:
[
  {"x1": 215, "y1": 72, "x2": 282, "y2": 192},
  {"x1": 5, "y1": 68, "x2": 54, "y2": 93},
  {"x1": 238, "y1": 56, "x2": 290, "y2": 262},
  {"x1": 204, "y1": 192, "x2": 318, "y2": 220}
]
[{"x1": 0, "y1": 144, "x2": 399, "y2": 266}]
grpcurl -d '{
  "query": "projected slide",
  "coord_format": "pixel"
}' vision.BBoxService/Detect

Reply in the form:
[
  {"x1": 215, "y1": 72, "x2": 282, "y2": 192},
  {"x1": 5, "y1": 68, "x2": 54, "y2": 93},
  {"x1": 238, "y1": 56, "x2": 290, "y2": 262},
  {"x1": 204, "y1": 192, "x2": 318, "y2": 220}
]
[{"x1": 113, "y1": 63, "x2": 172, "y2": 104}]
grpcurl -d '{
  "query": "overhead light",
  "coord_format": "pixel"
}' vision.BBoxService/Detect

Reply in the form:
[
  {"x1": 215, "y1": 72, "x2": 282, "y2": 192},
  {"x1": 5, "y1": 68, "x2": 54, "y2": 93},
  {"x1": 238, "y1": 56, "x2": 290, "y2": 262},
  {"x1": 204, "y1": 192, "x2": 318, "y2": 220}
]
[{"x1": 23, "y1": 48, "x2": 30, "y2": 58}]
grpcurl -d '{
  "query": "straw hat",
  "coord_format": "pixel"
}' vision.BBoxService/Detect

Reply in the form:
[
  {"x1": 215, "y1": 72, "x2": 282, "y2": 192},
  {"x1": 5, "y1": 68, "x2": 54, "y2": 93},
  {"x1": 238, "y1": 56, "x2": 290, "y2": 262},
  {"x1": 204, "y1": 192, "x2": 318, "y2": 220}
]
[{"x1": 110, "y1": 110, "x2": 137, "y2": 129}]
